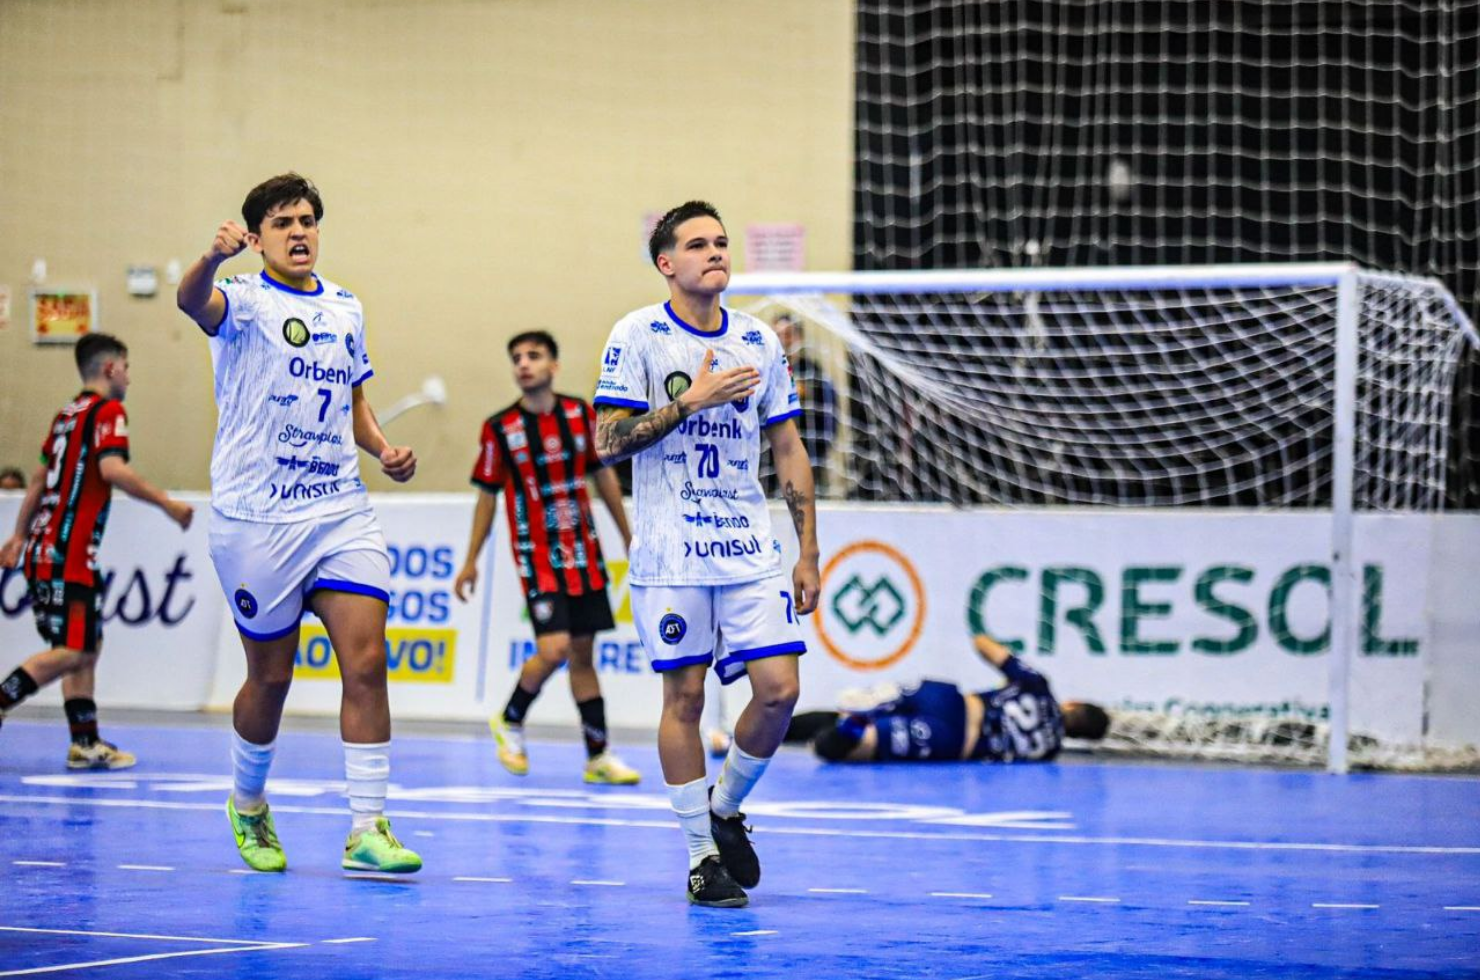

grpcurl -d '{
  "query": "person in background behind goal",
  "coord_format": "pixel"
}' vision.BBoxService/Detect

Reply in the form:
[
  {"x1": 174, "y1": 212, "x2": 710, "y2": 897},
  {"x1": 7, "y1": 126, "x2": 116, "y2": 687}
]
[
  {"x1": 594, "y1": 200, "x2": 820, "y2": 908},
  {"x1": 454, "y1": 330, "x2": 641, "y2": 786},
  {"x1": 0, "y1": 468, "x2": 26, "y2": 491},
  {"x1": 176, "y1": 173, "x2": 421, "y2": 876},
  {"x1": 769, "y1": 313, "x2": 836, "y2": 494},
  {"x1": 786, "y1": 634, "x2": 1110, "y2": 763},
  {"x1": 0, "y1": 334, "x2": 195, "y2": 769}
]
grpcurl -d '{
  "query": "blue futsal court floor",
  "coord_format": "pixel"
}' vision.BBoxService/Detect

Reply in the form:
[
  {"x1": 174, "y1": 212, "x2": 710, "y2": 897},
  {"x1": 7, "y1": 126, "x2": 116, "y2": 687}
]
[{"x1": 1, "y1": 717, "x2": 1478, "y2": 979}]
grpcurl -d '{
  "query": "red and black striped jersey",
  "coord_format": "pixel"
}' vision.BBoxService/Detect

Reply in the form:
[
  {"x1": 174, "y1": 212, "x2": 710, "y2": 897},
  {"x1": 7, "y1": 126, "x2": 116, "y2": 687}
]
[
  {"x1": 24, "y1": 392, "x2": 130, "y2": 585},
  {"x1": 471, "y1": 394, "x2": 607, "y2": 597}
]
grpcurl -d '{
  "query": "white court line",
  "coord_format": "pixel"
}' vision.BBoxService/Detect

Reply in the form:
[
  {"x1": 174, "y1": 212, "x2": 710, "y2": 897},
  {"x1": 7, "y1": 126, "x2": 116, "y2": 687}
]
[
  {"x1": 1443, "y1": 906, "x2": 1480, "y2": 911},
  {"x1": 116, "y1": 864, "x2": 173, "y2": 872},
  {"x1": 412, "y1": 831, "x2": 435, "y2": 838},
  {"x1": 1188, "y1": 900, "x2": 1251, "y2": 907},
  {"x1": 0, "y1": 926, "x2": 278, "y2": 946},
  {"x1": 1313, "y1": 903, "x2": 1379, "y2": 909},
  {"x1": 931, "y1": 892, "x2": 994, "y2": 899},
  {"x1": 0, "y1": 945, "x2": 307, "y2": 977},
  {"x1": 731, "y1": 930, "x2": 778, "y2": 937},
  {"x1": 11, "y1": 861, "x2": 64, "y2": 868},
  {"x1": 321, "y1": 938, "x2": 376, "y2": 944},
  {"x1": 808, "y1": 888, "x2": 868, "y2": 894},
  {"x1": 2, "y1": 793, "x2": 1476, "y2": 856},
  {"x1": 342, "y1": 873, "x2": 415, "y2": 883},
  {"x1": 453, "y1": 876, "x2": 513, "y2": 883},
  {"x1": 570, "y1": 879, "x2": 625, "y2": 887},
  {"x1": 1060, "y1": 896, "x2": 1121, "y2": 904}
]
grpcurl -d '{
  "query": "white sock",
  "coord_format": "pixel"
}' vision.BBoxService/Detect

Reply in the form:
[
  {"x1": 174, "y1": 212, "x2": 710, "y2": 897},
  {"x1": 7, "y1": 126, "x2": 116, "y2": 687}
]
[
  {"x1": 666, "y1": 777, "x2": 720, "y2": 869},
  {"x1": 344, "y1": 740, "x2": 390, "y2": 834},
  {"x1": 711, "y1": 742, "x2": 769, "y2": 819},
  {"x1": 231, "y1": 731, "x2": 275, "y2": 813}
]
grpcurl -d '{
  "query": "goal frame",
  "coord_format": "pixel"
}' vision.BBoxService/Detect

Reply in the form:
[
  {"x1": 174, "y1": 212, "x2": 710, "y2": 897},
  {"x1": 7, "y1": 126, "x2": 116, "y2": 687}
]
[{"x1": 728, "y1": 261, "x2": 1388, "y2": 773}]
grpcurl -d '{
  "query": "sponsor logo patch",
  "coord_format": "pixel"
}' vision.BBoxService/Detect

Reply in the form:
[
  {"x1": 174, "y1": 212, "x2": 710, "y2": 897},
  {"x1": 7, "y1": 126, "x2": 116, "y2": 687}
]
[
  {"x1": 282, "y1": 318, "x2": 310, "y2": 347},
  {"x1": 659, "y1": 612, "x2": 687, "y2": 645}
]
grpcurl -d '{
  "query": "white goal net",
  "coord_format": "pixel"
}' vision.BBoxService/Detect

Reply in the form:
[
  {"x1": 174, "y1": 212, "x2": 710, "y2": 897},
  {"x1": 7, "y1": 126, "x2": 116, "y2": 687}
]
[{"x1": 730, "y1": 264, "x2": 1479, "y2": 773}]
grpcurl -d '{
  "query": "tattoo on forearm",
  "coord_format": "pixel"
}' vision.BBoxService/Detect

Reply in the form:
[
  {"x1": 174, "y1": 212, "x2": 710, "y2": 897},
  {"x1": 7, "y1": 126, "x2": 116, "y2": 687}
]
[
  {"x1": 783, "y1": 480, "x2": 811, "y2": 540},
  {"x1": 596, "y1": 401, "x2": 693, "y2": 463}
]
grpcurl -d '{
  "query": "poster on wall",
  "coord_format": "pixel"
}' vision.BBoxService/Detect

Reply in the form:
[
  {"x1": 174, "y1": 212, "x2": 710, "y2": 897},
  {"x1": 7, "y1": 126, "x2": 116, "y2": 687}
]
[
  {"x1": 745, "y1": 223, "x2": 806, "y2": 272},
  {"x1": 30, "y1": 287, "x2": 95, "y2": 344},
  {"x1": 0, "y1": 285, "x2": 11, "y2": 329}
]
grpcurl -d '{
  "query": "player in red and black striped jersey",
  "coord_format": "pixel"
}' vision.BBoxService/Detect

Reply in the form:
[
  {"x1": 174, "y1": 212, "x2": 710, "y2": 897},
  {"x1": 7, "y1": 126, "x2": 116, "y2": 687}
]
[
  {"x1": 0, "y1": 334, "x2": 194, "y2": 769},
  {"x1": 454, "y1": 331, "x2": 641, "y2": 785}
]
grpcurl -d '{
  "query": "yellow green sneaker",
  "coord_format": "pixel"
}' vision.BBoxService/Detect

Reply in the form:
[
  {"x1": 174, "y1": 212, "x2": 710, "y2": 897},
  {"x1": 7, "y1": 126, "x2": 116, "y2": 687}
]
[
  {"x1": 227, "y1": 797, "x2": 286, "y2": 872},
  {"x1": 343, "y1": 817, "x2": 422, "y2": 874},
  {"x1": 67, "y1": 740, "x2": 137, "y2": 771},
  {"x1": 584, "y1": 750, "x2": 641, "y2": 785},
  {"x1": 488, "y1": 715, "x2": 528, "y2": 776}
]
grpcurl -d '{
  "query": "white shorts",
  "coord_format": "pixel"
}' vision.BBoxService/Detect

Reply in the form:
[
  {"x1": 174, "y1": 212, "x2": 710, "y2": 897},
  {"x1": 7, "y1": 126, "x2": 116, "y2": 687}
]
[
  {"x1": 208, "y1": 507, "x2": 390, "y2": 642},
  {"x1": 630, "y1": 574, "x2": 806, "y2": 685}
]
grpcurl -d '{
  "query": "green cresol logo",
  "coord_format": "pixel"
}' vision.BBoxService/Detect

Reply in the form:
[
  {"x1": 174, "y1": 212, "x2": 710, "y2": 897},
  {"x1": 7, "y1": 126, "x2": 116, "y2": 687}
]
[
  {"x1": 968, "y1": 563, "x2": 1419, "y2": 658},
  {"x1": 831, "y1": 574, "x2": 908, "y2": 636}
]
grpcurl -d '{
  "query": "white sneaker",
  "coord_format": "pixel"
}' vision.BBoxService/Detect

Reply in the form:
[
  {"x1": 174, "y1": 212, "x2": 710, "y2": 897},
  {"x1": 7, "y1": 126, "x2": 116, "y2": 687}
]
[
  {"x1": 836, "y1": 682, "x2": 904, "y2": 717},
  {"x1": 488, "y1": 715, "x2": 528, "y2": 775}
]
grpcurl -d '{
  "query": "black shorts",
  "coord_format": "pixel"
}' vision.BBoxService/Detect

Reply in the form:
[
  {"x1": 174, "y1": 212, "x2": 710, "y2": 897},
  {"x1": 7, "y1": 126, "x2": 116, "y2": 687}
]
[
  {"x1": 526, "y1": 588, "x2": 615, "y2": 638},
  {"x1": 28, "y1": 577, "x2": 103, "y2": 653}
]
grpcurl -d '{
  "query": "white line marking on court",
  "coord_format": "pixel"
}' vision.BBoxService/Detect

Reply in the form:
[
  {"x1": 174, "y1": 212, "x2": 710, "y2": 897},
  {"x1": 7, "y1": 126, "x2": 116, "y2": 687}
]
[
  {"x1": 0, "y1": 945, "x2": 309, "y2": 977},
  {"x1": 226, "y1": 869, "x2": 256, "y2": 875},
  {"x1": 3, "y1": 793, "x2": 1476, "y2": 856},
  {"x1": 116, "y1": 864, "x2": 174, "y2": 872},
  {"x1": 808, "y1": 888, "x2": 868, "y2": 894},
  {"x1": 1312, "y1": 903, "x2": 1379, "y2": 909},
  {"x1": 12, "y1": 861, "x2": 65, "y2": 867},
  {"x1": 0, "y1": 926, "x2": 280, "y2": 946},
  {"x1": 731, "y1": 930, "x2": 778, "y2": 937},
  {"x1": 412, "y1": 831, "x2": 435, "y2": 837},
  {"x1": 1188, "y1": 900, "x2": 1251, "y2": 907},
  {"x1": 321, "y1": 938, "x2": 376, "y2": 944},
  {"x1": 1060, "y1": 896, "x2": 1121, "y2": 904},
  {"x1": 931, "y1": 892, "x2": 994, "y2": 899},
  {"x1": 1443, "y1": 906, "x2": 1480, "y2": 911},
  {"x1": 570, "y1": 879, "x2": 625, "y2": 886},
  {"x1": 453, "y1": 876, "x2": 513, "y2": 883}
]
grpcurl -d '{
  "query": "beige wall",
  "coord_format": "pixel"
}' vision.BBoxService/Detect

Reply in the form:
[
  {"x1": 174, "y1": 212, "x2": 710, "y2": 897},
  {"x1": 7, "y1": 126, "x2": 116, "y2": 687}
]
[{"x1": 0, "y1": 0, "x2": 855, "y2": 491}]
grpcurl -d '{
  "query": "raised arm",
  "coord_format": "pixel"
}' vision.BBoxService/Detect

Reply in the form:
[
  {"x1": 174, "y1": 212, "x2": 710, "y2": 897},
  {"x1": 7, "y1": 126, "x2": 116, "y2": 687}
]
[
  {"x1": 590, "y1": 466, "x2": 631, "y2": 552},
  {"x1": 98, "y1": 456, "x2": 194, "y2": 530},
  {"x1": 594, "y1": 346, "x2": 759, "y2": 464},
  {"x1": 0, "y1": 464, "x2": 48, "y2": 567},
  {"x1": 766, "y1": 418, "x2": 821, "y2": 614},
  {"x1": 177, "y1": 221, "x2": 250, "y2": 332},
  {"x1": 973, "y1": 633, "x2": 1013, "y2": 671},
  {"x1": 351, "y1": 387, "x2": 416, "y2": 483}
]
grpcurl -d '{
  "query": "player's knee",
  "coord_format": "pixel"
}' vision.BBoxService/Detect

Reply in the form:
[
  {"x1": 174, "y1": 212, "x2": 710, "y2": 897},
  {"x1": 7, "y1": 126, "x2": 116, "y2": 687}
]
[
  {"x1": 753, "y1": 675, "x2": 800, "y2": 714},
  {"x1": 339, "y1": 651, "x2": 387, "y2": 689},
  {"x1": 535, "y1": 643, "x2": 571, "y2": 669},
  {"x1": 662, "y1": 685, "x2": 706, "y2": 725},
  {"x1": 63, "y1": 649, "x2": 100, "y2": 672}
]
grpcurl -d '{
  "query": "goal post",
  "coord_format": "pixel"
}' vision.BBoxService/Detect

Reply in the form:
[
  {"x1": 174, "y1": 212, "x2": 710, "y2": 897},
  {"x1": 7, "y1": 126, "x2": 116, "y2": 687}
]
[{"x1": 727, "y1": 263, "x2": 1478, "y2": 773}]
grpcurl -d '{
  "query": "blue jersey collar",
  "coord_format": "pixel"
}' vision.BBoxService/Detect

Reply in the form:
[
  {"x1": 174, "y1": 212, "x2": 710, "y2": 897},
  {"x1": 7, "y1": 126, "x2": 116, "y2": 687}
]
[
  {"x1": 665, "y1": 301, "x2": 727, "y2": 338},
  {"x1": 260, "y1": 270, "x2": 324, "y2": 296}
]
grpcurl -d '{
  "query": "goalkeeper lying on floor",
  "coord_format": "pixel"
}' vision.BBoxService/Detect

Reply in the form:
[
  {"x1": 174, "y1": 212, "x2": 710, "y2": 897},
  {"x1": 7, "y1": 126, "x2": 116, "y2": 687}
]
[{"x1": 785, "y1": 635, "x2": 1109, "y2": 763}]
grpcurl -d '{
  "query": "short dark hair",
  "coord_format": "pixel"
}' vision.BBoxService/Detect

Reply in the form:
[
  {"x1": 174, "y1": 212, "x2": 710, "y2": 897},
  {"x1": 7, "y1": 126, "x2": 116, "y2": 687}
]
[
  {"x1": 1063, "y1": 702, "x2": 1111, "y2": 741},
  {"x1": 75, "y1": 333, "x2": 128, "y2": 378},
  {"x1": 507, "y1": 330, "x2": 558, "y2": 360},
  {"x1": 648, "y1": 200, "x2": 723, "y2": 266},
  {"x1": 242, "y1": 173, "x2": 323, "y2": 234}
]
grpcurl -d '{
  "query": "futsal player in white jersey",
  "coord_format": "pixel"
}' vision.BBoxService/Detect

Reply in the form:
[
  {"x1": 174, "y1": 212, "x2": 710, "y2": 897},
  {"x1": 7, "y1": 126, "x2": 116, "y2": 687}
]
[
  {"x1": 594, "y1": 201, "x2": 820, "y2": 907},
  {"x1": 176, "y1": 174, "x2": 421, "y2": 875}
]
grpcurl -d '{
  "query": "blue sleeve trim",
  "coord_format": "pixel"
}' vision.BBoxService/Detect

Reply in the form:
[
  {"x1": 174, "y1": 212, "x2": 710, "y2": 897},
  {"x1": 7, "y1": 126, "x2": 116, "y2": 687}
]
[
  {"x1": 593, "y1": 396, "x2": 650, "y2": 411},
  {"x1": 763, "y1": 408, "x2": 802, "y2": 428},
  {"x1": 352, "y1": 369, "x2": 375, "y2": 388},
  {"x1": 236, "y1": 619, "x2": 301, "y2": 643},
  {"x1": 308, "y1": 579, "x2": 391, "y2": 604},
  {"x1": 649, "y1": 651, "x2": 715, "y2": 673}
]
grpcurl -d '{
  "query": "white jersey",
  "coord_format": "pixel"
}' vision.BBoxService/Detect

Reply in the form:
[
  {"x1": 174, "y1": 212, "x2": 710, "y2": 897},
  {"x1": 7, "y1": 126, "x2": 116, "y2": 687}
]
[
  {"x1": 208, "y1": 271, "x2": 374, "y2": 523},
  {"x1": 594, "y1": 301, "x2": 801, "y2": 586}
]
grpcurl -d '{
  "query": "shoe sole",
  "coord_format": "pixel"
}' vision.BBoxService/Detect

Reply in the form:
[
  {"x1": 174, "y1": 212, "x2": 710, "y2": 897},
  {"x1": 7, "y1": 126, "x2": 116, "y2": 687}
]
[
  {"x1": 343, "y1": 859, "x2": 421, "y2": 873},
  {"x1": 688, "y1": 893, "x2": 749, "y2": 908},
  {"x1": 584, "y1": 773, "x2": 640, "y2": 785},
  {"x1": 66, "y1": 757, "x2": 137, "y2": 771}
]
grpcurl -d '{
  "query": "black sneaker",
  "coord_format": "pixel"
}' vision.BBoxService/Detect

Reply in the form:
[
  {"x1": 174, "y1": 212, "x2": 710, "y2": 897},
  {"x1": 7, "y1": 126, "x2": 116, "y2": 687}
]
[
  {"x1": 688, "y1": 855, "x2": 748, "y2": 908},
  {"x1": 709, "y1": 790, "x2": 761, "y2": 888}
]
